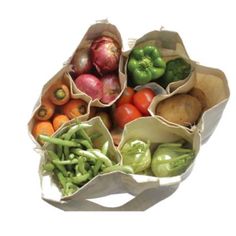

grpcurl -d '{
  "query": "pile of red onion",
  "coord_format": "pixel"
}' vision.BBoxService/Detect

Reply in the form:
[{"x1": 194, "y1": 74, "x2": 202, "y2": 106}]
[{"x1": 71, "y1": 36, "x2": 121, "y2": 104}]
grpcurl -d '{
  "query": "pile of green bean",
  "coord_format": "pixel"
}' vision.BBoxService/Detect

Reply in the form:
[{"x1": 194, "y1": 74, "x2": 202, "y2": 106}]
[{"x1": 39, "y1": 122, "x2": 133, "y2": 196}]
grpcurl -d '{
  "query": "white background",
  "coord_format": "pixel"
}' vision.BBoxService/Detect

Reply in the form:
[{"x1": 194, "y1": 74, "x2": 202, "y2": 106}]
[{"x1": 0, "y1": 0, "x2": 235, "y2": 235}]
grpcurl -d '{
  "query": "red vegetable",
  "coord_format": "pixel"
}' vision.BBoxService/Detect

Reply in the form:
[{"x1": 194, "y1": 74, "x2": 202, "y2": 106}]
[
  {"x1": 116, "y1": 87, "x2": 135, "y2": 107},
  {"x1": 75, "y1": 74, "x2": 103, "y2": 100},
  {"x1": 71, "y1": 48, "x2": 92, "y2": 75},
  {"x1": 114, "y1": 103, "x2": 142, "y2": 128},
  {"x1": 133, "y1": 88, "x2": 155, "y2": 115},
  {"x1": 100, "y1": 73, "x2": 121, "y2": 104},
  {"x1": 90, "y1": 36, "x2": 121, "y2": 75}
]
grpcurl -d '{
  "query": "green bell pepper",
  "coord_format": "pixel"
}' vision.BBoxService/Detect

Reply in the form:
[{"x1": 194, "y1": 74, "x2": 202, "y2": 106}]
[
  {"x1": 158, "y1": 57, "x2": 191, "y2": 88},
  {"x1": 127, "y1": 45, "x2": 166, "y2": 85}
]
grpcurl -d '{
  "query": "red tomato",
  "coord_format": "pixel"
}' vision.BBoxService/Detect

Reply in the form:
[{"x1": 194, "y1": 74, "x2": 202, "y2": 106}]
[
  {"x1": 133, "y1": 88, "x2": 155, "y2": 115},
  {"x1": 114, "y1": 103, "x2": 142, "y2": 128},
  {"x1": 116, "y1": 87, "x2": 135, "y2": 107}
]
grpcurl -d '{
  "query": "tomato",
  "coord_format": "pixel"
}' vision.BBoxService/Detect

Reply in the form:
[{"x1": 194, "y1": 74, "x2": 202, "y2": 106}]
[
  {"x1": 114, "y1": 103, "x2": 142, "y2": 128},
  {"x1": 133, "y1": 88, "x2": 155, "y2": 115},
  {"x1": 116, "y1": 87, "x2": 135, "y2": 107}
]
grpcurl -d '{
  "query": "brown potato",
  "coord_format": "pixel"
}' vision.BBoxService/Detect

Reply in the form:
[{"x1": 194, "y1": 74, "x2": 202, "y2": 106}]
[
  {"x1": 188, "y1": 87, "x2": 208, "y2": 111},
  {"x1": 156, "y1": 94, "x2": 202, "y2": 126}
]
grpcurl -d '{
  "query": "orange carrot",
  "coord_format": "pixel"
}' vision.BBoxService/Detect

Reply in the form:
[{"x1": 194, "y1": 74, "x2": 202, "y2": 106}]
[
  {"x1": 33, "y1": 121, "x2": 54, "y2": 144},
  {"x1": 48, "y1": 84, "x2": 70, "y2": 105},
  {"x1": 62, "y1": 99, "x2": 87, "y2": 119},
  {"x1": 52, "y1": 114, "x2": 69, "y2": 131},
  {"x1": 35, "y1": 100, "x2": 55, "y2": 121}
]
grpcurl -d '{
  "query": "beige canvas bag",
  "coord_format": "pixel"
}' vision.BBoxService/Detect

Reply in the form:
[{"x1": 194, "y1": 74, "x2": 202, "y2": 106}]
[
  {"x1": 28, "y1": 20, "x2": 229, "y2": 210},
  {"x1": 125, "y1": 30, "x2": 230, "y2": 143},
  {"x1": 40, "y1": 117, "x2": 200, "y2": 211}
]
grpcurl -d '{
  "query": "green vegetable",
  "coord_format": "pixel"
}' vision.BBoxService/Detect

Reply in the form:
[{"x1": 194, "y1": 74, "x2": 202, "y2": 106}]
[
  {"x1": 121, "y1": 139, "x2": 151, "y2": 173},
  {"x1": 47, "y1": 150, "x2": 68, "y2": 177},
  {"x1": 151, "y1": 142, "x2": 195, "y2": 177},
  {"x1": 39, "y1": 135, "x2": 81, "y2": 147},
  {"x1": 71, "y1": 172, "x2": 91, "y2": 185},
  {"x1": 128, "y1": 45, "x2": 166, "y2": 85},
  {"x1": 92, "y1": 160, "x2": 103, "y2": 176},
  {"x1": 63, "y1": 123, "x2": 91, "y2": 159},
  {"x1": 158, "y1": 58, "x2": 191, "y2": 88},
  {"x1": 89, "y1": 149, "x2": 113, "y2": 167},
  {"x1": 41, "y1": 121, "x2": 132, "y2": 197}
]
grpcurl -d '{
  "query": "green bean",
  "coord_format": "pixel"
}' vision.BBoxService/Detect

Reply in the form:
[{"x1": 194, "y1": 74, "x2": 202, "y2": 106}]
[
  {"x1": 56, "y1": 144, "x2": 63, "y2": 158},
  {"x1": 59, "y1": 133, "x2": 67, "y2": 139},
  {"x1": 68, "y1": 153, "x2": 75, "y2": 159},
  {"x1": 101, "y1": 141, "x2": 109, "y2": 155},
  {"x1": 39, "y1": 135, "x2": 81, "y2": 147},
  {"x1": 101, "y1": 164, "x2": 106, "y2": 170},
  {"x1": 63, "y1": 124, "x2": 91, "y2": 159},
  {"x1": 56, "y1": 171, "x2": 67, "y2": 188},
  {"x1": 67, "y1": 171, "x2": 74, "y2": 178},
  {"x1": 77, "y1": 128, "x2": 92, "y2": 145},
  {"x1": 102, "y1": 165, "x2": 134, "y2": 174},
  {"x1": 89, "y1": 149, "x2": 112, "y2": 167},
  {"x1": 71, "y1": 172, "x2": 90, "y2": 185},
  {"x1": 87, "y1": 170, "x2": 93, "y2": 180},
  {"x1": 64, "y1": 182, "x2": 78, "y2": 196},
  {"x1": 72, "y1": 139, "x2": 93, "y2": 149},
  {"x1": 47, "y1": 150, "x2": 68, "y2": 176},
  {"x1": 53, "y1": 159, "x2": 79, "y2": 165},
  {"x1": 71, "y1": 148, "x2": 97, "y2": 160},
  {"x1": 75, "y1": 164, "x2": 79, "y2": 175},
  {"x1": 77, "y1": 157, "x2": 87, "y2": 175},
  {"x1": 93, "y1": 159, "x2": 103, "y2": 176}
]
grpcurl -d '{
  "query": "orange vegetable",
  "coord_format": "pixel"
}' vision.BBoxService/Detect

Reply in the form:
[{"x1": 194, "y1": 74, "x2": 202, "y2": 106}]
[
  {"x1": 62, "y1": 99, "x2": 87, "y2": 119},
  {"x1": 52, "y1": 114, "x2": 69, "y2": 131},
  {"x1": 33, "y1": 121, "x2": 54, "y2": 144},
  {"x1": 48, "y1": 84, "x2": 70, "y2": 105},
  {"x1": 35, "y1": 100, "x2": 55, "y2": 121}
]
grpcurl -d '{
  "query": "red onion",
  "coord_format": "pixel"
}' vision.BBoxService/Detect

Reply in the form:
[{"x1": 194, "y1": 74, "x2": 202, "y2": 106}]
[
  {"x1": 90, "y1": 36, "x2": 121, "y2": 75},
  {"x1": 101, "y1": 73, "x2": 121, "y2": 104},
  {"x1": 75, "y1": 74, "x2": 103, "y2": 100},
  {"x1": 71, "y1": 48, "x2": 92, "y2": 75}
]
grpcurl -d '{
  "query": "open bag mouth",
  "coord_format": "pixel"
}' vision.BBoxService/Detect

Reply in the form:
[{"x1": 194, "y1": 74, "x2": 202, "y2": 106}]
[{"x1": 28, "y1": 20, "x2": 230, "y2": 210}]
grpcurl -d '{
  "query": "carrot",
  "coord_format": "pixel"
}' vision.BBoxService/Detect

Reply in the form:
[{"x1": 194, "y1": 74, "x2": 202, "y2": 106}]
[
  {"x1": 33, "y1": 121, "x2": 54, "y2": 144},
  {"x1": 62, "y1": 99, "x2": 87, "y2": 119},
  {"x1": 48, "y1": 84, "x2": 70, "y2": 105},
  {"x1": 52, "y1": 114, "x2": 69, "y2": 131},
  {"x1": 35, "y1": 100, "x2": 55, "y2": 121}
]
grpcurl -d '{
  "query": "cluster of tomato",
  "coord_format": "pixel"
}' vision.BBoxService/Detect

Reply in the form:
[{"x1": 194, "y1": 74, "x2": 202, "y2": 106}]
[{"x1": 114, "y1": 87, "x2": 155, "y2": 128}]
